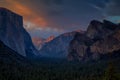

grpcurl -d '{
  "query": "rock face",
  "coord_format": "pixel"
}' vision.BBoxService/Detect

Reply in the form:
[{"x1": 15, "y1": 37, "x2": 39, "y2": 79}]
[
  {"x1": 91, "y1": 29, "x2": 120, "y2": 54},
  {"x1": 0, "y1": 7, "x2": 38, "y2": 57},
  {"x1": 68, "y1": 20, "x2": 120, "y2": 61},
  {"x1": 39, "y1": 31, "x2": 84, "y2": 58},
  {"x1": 86, "y1": 20, "x2": 118, "y2": 40},
  {"x1": 68, "y1": 32, "x2": 93, "y2": 61}
]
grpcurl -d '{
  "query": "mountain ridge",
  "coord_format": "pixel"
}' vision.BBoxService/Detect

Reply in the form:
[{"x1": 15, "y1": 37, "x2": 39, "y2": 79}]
[{"x1": 39, "y1": 30, "x2": 84, "y2": 58}]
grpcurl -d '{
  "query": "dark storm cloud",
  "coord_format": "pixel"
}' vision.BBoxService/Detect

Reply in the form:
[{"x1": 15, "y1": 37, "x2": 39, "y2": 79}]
[
  {"x1": 105, "y1": 0, "x2": 120, "y2": 16},
  {"x1": 53, "y1": 0, "x2": 64, "y2": 5},
  {"x1": 17, "y1": 0, "x2": 64, "y2": 21},
  {"x1": 48, "y1": 10, "x2": 62, "y2": 16},
  {"x1": 92, "y1": 0, "x2": 120, "y2": 16},
  {"x1": 42, "y1": 0, "x2": 64, "y2": 5}
]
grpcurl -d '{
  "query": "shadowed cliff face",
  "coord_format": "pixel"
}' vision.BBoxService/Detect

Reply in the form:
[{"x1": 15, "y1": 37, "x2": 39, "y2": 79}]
[
  {"x1": 68, "y1": 32, "x2": 93, "y2": 61},
  {"x1": 0, "y1": 7, "x2": 38, "y2": 57},
  {"x1": 91, "y1": 29, "x2": 120, "y2": 54},
  {"x1": 68, "y1": 20, "x2": 120, "y2": 61}
]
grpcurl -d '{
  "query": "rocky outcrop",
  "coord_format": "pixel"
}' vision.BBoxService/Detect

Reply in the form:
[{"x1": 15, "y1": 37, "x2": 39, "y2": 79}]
[
  {"x1": 68, "y1": 32, "x2": 93, "y2": 61},
  {"x1": 68, "y1": 20, "x2": 120, "y2": 61},
  {"x1": 0, "y1": 7, "x2": 38, "y2": 57},
  {"x1": 86, "y1": 20, "x2": 118, "y2": 40},
  {"x1": 91, "y1": 29, "x2": 120, "y2": 54}
]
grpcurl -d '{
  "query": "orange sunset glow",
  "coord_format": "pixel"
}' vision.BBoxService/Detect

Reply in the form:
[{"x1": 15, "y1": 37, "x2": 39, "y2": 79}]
[{"x1": 0, "y1": 0, "x2": 47, "y2": 28}]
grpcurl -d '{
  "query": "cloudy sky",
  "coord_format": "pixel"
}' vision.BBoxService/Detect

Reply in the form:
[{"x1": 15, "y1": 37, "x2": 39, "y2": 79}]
[{"x1": 0, "y1": 0, "x2": 120, "y2": 38}]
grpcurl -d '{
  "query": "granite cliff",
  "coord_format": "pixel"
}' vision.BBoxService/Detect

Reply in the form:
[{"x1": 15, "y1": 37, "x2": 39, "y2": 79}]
[{"x1": 0, "y1": 7, "x2": 38, "y2": 57}]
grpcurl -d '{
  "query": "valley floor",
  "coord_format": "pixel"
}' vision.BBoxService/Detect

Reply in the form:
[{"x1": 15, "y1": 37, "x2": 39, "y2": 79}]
[{"x1": 0, "y1": 57, "x2": 120, "y2": 80}]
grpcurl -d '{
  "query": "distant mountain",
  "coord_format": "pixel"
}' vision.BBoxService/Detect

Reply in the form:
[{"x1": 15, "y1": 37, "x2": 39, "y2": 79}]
[
  {"x1": 0, "y1": 7, "x2": 38, "y2": 57},
  {"x1": 68, "y1": 20, "x2": 120, "y2": 61},
  {"x1": 32, "y1": 36, "x2": 54, "y2": 50},
  {"x1": 32, "y1": 37, "x2": 46, "y2": 50},
  {"x1": 39, "y1": 31, "x2": 84, "y2": 58},
  {"x1": 45, "y1": 35, "x2": 55, "y2": 43}
]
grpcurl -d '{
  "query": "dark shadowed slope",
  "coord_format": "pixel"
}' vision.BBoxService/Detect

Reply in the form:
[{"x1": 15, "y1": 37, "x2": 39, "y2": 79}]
[{"x1": 0, "y1": 40, "x2": 31, "y2": 66}]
